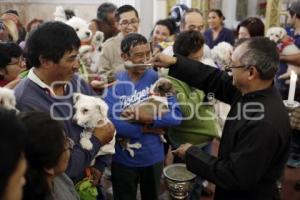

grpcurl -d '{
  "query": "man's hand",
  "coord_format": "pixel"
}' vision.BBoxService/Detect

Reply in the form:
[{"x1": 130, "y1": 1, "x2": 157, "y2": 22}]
[
  {"x1": 121, "y1": 106, "x2": 154, "y2": 125},
  {"x1": 149, "y1": 53, "x2": 177, "y2": 68},
  {"x1": 94, "y1": 122, "x2": 115, "y2": 145},
  {"x1": 172, "y1": 143, "x2": 193, "y2": 160},
  {"x1": 278, "y1": 65, "x2": 300, "y2": 82},
  {"x1": 89, "y1": 167, "x2": 102, "y2": 186},
  {"x1": 289, "y1": 106, "x2": 300, "y2": 130}
]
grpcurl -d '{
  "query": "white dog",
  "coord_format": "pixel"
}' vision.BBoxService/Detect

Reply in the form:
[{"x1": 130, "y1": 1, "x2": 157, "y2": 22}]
[
  {"x1": 266, "y1": 26, "x2": 300, "y2": 76},
  {"x1": 266, "y1": 27, "x2": 300, "y2": 55},
  {"x1": 73, "y1": 93, "x2": 116, "y2": 156},
  {"x1": 53, "y1": 6, "x2": 68, "y2": 22},
  {"x1": 0, "y1": 87, "x2": 19, "y2": 113},
  {"x1": 89, "y1": 31, "x2": 105, "y2": 73},
  {"x1": 211, "y1": 42, "x2": 233, "y2": 70}
]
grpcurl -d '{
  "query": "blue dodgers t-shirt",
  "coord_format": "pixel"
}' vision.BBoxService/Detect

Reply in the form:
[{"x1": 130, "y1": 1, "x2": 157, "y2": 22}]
[{"x1": 104, "y1": 68, "x2": 182, "y2": 167}]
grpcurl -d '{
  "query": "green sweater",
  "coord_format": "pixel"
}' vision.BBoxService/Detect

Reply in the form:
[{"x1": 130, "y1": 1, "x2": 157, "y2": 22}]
[{"x1": 168, "y1": 76, "x2": 218, "y2": 147}]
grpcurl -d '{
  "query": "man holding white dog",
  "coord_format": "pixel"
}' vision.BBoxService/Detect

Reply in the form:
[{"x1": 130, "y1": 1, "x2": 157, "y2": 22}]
[{"x1": 14, "y1": 21, "x2": 115, "y2": 191}]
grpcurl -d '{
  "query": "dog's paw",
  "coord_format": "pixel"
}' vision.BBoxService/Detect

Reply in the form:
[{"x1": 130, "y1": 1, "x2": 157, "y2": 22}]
[
  {"x1": 80, "y1": 138, "x2": 93, "y2": 150},
  {"x1": 129, "y1": 142, "x2": 142, "y2": 149},
  {"x1": 127, "y1": 148, "x2": 135, "y2": 157}
]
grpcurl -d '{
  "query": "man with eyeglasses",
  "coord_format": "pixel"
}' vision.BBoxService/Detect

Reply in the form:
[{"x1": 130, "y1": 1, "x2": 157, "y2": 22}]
[
  {"x1": 152, "y1": 37, "x2": 291, "y2": 200},
  {"x1": 0, "y1": 42, "x2": 25, "y2": 88},
  {"x1": 14, "y1": 22, "x2": 115, "y2": 198},
  {"x1": 163, "y1": 8, "x2": 209, "y2": 59},
  {"x1": 98, "y1": 5, "x2": 140, "y2": 77}
]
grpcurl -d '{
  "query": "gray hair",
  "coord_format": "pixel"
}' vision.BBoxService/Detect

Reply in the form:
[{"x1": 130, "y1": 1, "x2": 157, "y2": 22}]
[{"x1": 239, "y1": 37, "x2": 279, "y2": 80}]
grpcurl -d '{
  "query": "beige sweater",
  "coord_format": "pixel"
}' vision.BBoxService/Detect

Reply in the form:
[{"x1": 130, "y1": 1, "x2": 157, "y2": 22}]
[{"x1": 98, "y1": 32, "x2": 125, "y2": 76}]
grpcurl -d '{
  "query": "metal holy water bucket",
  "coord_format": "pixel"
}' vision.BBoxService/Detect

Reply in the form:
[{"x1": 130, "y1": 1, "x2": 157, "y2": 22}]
[{"x1": 163, "y1": 163, "x2": 196, "y2": 200}]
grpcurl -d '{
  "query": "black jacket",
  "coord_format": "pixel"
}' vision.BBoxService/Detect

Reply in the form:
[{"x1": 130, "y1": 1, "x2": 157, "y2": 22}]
[{"x1": 169, "y1": 55, "x2": 291, "y2": 200}]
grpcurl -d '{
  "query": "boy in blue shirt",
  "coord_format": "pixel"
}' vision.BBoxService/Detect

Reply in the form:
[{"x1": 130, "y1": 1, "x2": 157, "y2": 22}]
[{"x1": 104, "y1": 33, "x2": 182, "y2": 200}]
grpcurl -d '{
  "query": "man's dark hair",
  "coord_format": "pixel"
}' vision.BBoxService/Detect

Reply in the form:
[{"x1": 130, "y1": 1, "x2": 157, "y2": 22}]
[
  {"x1": 121, "y1": 33, "x2": 147, "y2": 54},
  {"x1": 240, "y1": 37, "x2": 279, "y2": 80},
  {"x1": 173, "y1": 30, "x2": 204, "y2": 57},
  {"x1": 0, "y1": 108, "x2": 26, "y2": 198},
  {"x1": 97, "y1": 2, "x2": 117, "y2": 21},
  {"x1": 25, "y1": 21, "x2": 80, "y2": 68},
  {"x1": 20, "y1": 111, "x2": 66, "y2": 200},
  {"x1": 237, "y1": 17, "x2": 265, "y2": 38},
  {"x1": 0, "y1": 42, "x2": 22, "y2": 69},
  {"x1": 155, "y1": 19, "x2": 176, "y2": 36},
  {"x1": 288, "y1": 9, "x2": 300, "y2": 19},
  {"x1": 115, "y1": 5, "x2": 139, "y2": 22}
]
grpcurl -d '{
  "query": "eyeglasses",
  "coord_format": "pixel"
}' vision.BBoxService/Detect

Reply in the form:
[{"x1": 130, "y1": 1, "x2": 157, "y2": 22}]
[
  {"x1": 7, "y1": 56, "x2": 23, "y2": 66},
  {"x1": 224, "y1": 60, "x2": 251, "y2": 72},
  {"x1": 119, "y1": 19, "x2": 139, "y2": 27},
  {"x1": 64, "y1": 137, "x2": 75, "y2": 151}
]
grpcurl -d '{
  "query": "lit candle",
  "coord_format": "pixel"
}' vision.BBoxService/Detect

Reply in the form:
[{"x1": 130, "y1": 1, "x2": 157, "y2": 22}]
[{"x1": 287, "y1": 70, "x2": 297, "y2": 105}]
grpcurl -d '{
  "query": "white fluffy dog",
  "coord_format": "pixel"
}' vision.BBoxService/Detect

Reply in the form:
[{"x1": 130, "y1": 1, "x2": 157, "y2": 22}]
[
  {"x1": 66, "y1": 17, "x2": 92, "y2": 45},
  {"x1": 0, "y1": 87, "x2": 19, "y2": 113},
  {"x1": 266, "y1": 27, "x2": 300, "y2": 55},
  {"x1": 266, "y1": 27, "x2": 300, "y2": 74},
  {"x1": 89, "y1": 31, "x2": 105, "y2": 73},
  {"x1": 73, "y1": 93, "x2": 116, "y2": 156},
  {"x1": 53, "y1": 6, "x2": 68, "y2": 22},
  {"x1": 211, "y1": 42, "x2": 233, "y2": 70}
]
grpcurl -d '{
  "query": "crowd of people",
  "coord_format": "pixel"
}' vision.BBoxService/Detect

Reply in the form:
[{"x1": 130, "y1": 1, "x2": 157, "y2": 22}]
[{"x1": 1, "y1": 1, "x2": 300, "y2": 200}]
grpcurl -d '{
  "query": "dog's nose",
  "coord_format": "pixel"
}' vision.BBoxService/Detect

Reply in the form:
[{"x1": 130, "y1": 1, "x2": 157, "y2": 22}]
[
  {"x1": 72, "y1": 116, "x2": 77, "y2": 123},
  {"x1": 86, "y1": 32, "x2": 90, "y2": 36}
]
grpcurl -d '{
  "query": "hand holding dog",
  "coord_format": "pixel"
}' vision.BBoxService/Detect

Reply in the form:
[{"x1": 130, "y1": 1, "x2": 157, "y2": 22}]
[
  {"x1": 121, "y1": 106, "x2": 154, "y2": 125},
  {"x1": 89, "y1": 167, "x2": 103, "y2": 186},
  {"x1": 94, "y1": 122, "x2": 115, "y2": 145}
]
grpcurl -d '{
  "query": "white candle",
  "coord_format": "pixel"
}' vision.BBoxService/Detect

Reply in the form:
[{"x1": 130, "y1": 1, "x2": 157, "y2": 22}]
[{"x1": 287, "y1": 70, "x2": 297, "y2": 105}]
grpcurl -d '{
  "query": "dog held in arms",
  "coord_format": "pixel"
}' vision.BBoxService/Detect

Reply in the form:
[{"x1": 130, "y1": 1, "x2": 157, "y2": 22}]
[
  {"x1": 73, "y1": 93, "x2": 142, "y2": 158},
  {"x1": 266, "y1": 27, "x2": 300, "y2": 76},
  {"x1": 120, "y1": 77, "x2": 176, "y2": 154},
  {"x1": 73, "y1": 93, "x2": 116, "y2": 161}
]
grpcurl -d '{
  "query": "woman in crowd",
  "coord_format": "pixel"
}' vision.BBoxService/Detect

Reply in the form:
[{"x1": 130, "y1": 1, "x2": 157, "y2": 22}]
[
  {"x1": 151, "y1": 18, "x2": 176, "y2": 53},
  {"x1": 26, "y1": 18, "x2": 43, "y2": 33},
  {"x1": 20, "y1": 112, "x2": 79, "y2": 200},
  {"x1": 0, "y1": 19, "x2": 19, "y2": 43},
  {"x1": 204, "y1": 9, "x2": 235, "y2": 48},
  {"x1": 1, "y1": 9, "x2": 26, "y2": 43},
  {"x1": 236, "y1": 17, "x2": 265, "y2": 39},
  {"x1": 0, "y1": 108, "x2": 27, "y2": 200},
  {"x1": 0, "y1": 42, "x2": 25, "y2": 88}
]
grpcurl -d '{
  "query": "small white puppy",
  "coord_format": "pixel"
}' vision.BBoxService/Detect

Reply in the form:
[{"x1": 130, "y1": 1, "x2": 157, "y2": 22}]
[
  {"x1": 266, "y1": 27, "x2": 300, "y2": 55},
  {"x1": 266, "y1": 27, "x2": 287, "y2": 43},
  {"x1": 66, "y1": 17, "x2": 92, "y2": 42},
  {"x1": 266, "y1": 27, "x2": 300, "y2": 75},
  {"x1": 0, "y1": 87, "x2": 19, "y2": 113},
  {"x1": 211, "y1": 42, "x2": 233, "y2": 70},
  {"x1": 73, "y1": 93, "x2": 115, "y2": 156},
  {"x1": 90, "y1": 31, "x2": 105, "y2": 73}
]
